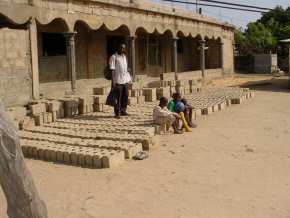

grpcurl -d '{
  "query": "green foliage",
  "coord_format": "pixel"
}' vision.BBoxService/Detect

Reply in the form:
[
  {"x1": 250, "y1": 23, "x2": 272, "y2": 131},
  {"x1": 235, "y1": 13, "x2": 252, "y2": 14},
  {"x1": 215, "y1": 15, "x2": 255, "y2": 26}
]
[{"x1": 235, "y1": 6, "x2": 290, "y2": 56}]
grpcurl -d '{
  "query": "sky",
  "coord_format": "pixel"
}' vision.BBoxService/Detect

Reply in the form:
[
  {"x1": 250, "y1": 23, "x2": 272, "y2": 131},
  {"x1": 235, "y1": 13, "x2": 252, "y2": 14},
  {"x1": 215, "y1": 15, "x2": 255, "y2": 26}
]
[{"x1": 151, "y1": 0, "x2": 289, "y2": 28}]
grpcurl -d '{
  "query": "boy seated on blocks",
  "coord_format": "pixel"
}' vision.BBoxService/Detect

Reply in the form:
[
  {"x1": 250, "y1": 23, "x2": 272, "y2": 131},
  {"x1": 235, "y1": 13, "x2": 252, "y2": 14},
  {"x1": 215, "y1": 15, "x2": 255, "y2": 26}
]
[
  {"x1": 168, "y1": 93, "x2": 196, "y2": 128},
  {"x1": 153, "y1": 97, "x2": 183, "y2": 134}
]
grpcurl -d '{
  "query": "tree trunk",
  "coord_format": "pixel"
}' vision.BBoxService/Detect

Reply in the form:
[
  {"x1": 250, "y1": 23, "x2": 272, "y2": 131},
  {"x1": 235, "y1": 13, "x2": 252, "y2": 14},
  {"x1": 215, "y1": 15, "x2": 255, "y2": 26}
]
[{"x1": 0, "y1": 104, "x2": 48, "y2": 218}]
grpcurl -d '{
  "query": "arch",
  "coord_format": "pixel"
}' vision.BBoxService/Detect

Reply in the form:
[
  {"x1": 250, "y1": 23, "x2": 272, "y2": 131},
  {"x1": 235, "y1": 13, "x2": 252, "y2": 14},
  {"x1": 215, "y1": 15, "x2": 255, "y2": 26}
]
[
  {"x1": 74, "y1": 20, "x2": 91, "y2": 31},
  {"x1": 37, "y1": 18, "x2": 70, "y2": 33},
  {"x1": 135, "y1": 27, "x2": 148, "y2": 36},
  {"x1": 177, "y1": 31, "x2": 186, "y2": 38},
  {"x1": 0, "y1": 13, "x2": 28, "y2": 28}
]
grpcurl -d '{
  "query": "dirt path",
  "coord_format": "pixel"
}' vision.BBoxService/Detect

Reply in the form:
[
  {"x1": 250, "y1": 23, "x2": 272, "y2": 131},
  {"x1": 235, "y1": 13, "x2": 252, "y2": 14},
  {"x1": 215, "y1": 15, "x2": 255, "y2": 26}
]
[{"x1": 1, "y1": 76, "x2": 290, "y2": 218}]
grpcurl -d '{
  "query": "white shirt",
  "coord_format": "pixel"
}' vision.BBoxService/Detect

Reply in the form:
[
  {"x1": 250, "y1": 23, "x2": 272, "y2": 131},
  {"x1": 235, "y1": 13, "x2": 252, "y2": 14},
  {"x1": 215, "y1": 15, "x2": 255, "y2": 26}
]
[
  {"x1": 109, "y1": 53, "x2": 132, "y2": 84},
  {"x1": 153, "y1": 105, "x2": 173, "y2": 120}
]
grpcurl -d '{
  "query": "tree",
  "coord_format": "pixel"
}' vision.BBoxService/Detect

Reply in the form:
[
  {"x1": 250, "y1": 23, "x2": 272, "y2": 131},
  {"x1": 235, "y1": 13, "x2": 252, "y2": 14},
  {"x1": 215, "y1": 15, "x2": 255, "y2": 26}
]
[
  {"x1": 0, "y1": 104, "x2": 48, "y2": 218},
  {"x1": 235, "y1": 6, "x2": 290, "y2": 56}
]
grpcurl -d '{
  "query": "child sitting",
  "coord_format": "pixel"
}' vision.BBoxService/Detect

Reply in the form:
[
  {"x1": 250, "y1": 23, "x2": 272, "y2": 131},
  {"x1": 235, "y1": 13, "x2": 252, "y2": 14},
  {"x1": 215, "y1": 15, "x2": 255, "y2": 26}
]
[
  {"x1": 168, "y1": 93, "x2": 197, "y2": 130},
  {"x1": 153, "y1": 97, "x2": 182, "y2": 134},
  {"x1": 181, "y1": 98, "x2": 196, "y2": 128}
]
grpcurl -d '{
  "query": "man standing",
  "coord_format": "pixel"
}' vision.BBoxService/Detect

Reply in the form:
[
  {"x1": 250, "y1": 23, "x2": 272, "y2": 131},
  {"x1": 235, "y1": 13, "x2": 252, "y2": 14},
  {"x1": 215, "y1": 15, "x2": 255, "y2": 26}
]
[{"x1": 109, "y1": 43, "x2": 132, "y2": 119}]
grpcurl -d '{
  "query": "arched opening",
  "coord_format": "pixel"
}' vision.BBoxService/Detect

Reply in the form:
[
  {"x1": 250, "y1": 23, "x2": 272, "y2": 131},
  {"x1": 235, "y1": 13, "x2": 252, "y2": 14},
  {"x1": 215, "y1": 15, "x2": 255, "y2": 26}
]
[
  {"x1": 205, "y1": 36, "x2": 222, "y2": 69},
  {"x1": 135, "y1": 27, "x2": 175, "y2": 77},
  {"x1": 73, "y1": 23, "x2": 131, "y2": 80},
  {"x1": 37, "y1": 18, "x2": 70, "y2": 83}
]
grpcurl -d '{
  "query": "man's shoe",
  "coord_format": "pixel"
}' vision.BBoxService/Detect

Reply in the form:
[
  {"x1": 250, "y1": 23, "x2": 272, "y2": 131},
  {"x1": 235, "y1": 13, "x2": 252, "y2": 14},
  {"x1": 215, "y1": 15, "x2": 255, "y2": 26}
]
[
  {"x1": 121, "y1": 112, "x2": 129, "y2": 116},
  {"x1": 115, "y1": 115, "x2": 121, "y2": 119}
]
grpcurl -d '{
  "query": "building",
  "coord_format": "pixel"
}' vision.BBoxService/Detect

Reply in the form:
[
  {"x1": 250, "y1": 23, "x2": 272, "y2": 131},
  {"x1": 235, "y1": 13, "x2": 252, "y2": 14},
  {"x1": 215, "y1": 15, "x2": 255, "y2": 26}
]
[{"x1": 0, "y1": 0, "x2": 235, "y2": 107}]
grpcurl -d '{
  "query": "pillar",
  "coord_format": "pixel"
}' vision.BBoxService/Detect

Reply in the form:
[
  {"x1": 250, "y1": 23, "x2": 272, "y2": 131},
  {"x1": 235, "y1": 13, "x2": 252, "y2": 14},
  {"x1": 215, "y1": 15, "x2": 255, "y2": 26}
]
[
  {"x1": 173, "y1": 37, "x2": 178, "y2": 80},
  {"x1": 200, "y1": 40, "x2": 206, "y2": 78},
  {"x1": 65, "y1": 32, "x2": 77, "y2": 94},
  {"x1": 220, "y1": 41, "x2": 224, "y2": 73},
  {"x1": 28, "y1": 18, "x2": 40, "y2": 100},
  {"x1": 127, "y1": 36, "x2": 136, "y2": 81}
]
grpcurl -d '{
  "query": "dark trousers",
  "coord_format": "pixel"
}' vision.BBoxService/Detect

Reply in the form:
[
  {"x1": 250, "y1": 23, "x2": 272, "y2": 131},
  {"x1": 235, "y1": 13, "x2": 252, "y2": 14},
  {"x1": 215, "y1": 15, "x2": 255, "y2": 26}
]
[{"x1": 114, "y1": 83, "x2": 129, "y2": 115}]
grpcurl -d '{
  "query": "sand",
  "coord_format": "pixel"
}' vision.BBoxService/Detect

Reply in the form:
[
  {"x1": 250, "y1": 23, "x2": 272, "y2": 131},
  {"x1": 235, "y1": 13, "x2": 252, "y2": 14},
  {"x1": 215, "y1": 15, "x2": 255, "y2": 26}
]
[{"x1": 1, "y1": 75, "x2": 290, "y2": 218}]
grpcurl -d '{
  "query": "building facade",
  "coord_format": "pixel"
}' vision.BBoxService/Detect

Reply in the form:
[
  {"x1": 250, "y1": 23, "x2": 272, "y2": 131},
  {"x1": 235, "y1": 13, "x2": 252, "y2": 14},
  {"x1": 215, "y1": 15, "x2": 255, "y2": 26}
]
[{"x1": 0, "y1": 0, "x2": 235, "y2": 107}]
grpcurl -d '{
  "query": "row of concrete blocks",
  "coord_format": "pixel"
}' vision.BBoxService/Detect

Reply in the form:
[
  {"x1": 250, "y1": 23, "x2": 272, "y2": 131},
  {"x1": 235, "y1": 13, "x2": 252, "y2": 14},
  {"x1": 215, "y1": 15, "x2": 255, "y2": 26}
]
[
  {"x1": 23, "y1": 126, "x2": 158, "y2": 151},
  {"x1": 199, "y1": 91, "x2": 255, "y2": 115},
  {"x1": 45, "y1": 122, "x2": 156, "y2": 137},
  {"x1": 20, "y1": 130, "x2": 144, "y2": 160},
  {"x1": 21, "y1": 139, "x2": 125, "y2": 169}
]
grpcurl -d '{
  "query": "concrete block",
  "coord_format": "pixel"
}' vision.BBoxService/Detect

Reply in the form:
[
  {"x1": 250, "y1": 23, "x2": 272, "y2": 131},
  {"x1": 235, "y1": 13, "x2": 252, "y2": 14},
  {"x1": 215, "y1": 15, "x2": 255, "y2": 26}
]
[
  {"x1": 143, "y1": 88, "x2": 157, "y2": 102},
  {"x1": 137, "y1": 96, "x2": 145, "y2": 104},
  {"x1": 201, "y1": 107, "x2": 213, "y2": 115},
  {"x1": 156, "y1": 87, "x2": 171, "y2": 100},
  {"x1": 29, "y1": 103, "x2": 46, "y2": 115},
  {"x1": 33, "y1": 114, "x2": 44, "y2": 126},
  {"x1": 93, "y1": 87, "x2": 110, "y2": 95},
  {"x1": 212, "y1": 104, "x2": 219, "y2": 112},
  {"x1": 128, "y1": 97, "x2": 138, "y2": 105},
  {"x1": 218, "y1": 102, "x2": 226, "y2": 110},
  {"x1": 93, "y1": 95, "x2": 107, "y2": 104}
]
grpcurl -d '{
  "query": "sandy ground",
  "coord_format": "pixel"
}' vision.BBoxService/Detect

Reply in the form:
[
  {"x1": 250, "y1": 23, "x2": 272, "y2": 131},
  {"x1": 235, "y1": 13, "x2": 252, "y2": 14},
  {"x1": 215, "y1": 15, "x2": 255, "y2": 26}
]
[{"x1": 1, "y1": 75, "x2": 290, "y2": 218}]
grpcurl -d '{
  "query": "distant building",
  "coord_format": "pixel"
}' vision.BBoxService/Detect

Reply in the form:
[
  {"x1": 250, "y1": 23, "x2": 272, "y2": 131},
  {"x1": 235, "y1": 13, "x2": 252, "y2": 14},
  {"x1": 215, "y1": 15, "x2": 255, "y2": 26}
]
[{"x1": 0, "y1": 0, "x2": 235, "y2": 106}]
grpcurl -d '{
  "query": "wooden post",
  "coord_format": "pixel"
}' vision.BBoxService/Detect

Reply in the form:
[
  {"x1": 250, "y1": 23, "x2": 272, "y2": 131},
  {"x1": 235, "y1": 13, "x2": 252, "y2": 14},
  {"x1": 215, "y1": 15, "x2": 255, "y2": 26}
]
[{"x1": 0, "y1": 104, "x2": 48, "y2": 218}]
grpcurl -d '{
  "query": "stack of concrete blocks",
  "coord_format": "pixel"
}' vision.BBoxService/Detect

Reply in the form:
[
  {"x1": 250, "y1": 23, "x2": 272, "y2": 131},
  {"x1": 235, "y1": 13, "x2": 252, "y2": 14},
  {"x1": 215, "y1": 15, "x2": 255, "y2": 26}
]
[
  {"x1": 189, "y1": 80, "x2": 198, "y2": 93},
  {"x1": 156, "y1": 87, "x2": 171, "y2": 100},
  {"x1": 167, "y1": 80, "x2": 176, "y2": 96},
  {"x1": 29, "y1": 102, "x2": 52, "y2": 126},
  {"x1": 46, "y1": 100, "x2": 64, "y2": 122},
  {"x1": 61, "y1": 98, "x2": 79, "y2": 117},
  {"x1": 142, "y1": 88, "x2": 157, "y2": 102},
  {"x1": 5, "y1": 106, "x2": 33, "y2": 130},
  {"x1": 131, "y1": 89, "x2": 145, "y2": 104},
  {"x1": 78, "y1": 96, "x2": 94, "y2": 114},
  {"x1": 93, "y1": 95, "x2": 108, "y2": 112},
  {"x1": 175, "y1": 80, "x2": 188, "y2": 96}
]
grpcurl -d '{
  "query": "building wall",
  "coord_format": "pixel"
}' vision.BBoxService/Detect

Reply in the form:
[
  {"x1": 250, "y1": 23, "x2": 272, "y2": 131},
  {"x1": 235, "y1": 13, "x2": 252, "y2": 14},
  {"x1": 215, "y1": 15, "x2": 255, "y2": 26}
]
[
  {"x1": 223, "y1": 38, "x2": 234, "y2": 75},
  {"x1": 87, "y1": 31, "x2": 109, "y2": 79},
  {"x1": 0, "y1": 28, "x2": 32, "y2": 107}
]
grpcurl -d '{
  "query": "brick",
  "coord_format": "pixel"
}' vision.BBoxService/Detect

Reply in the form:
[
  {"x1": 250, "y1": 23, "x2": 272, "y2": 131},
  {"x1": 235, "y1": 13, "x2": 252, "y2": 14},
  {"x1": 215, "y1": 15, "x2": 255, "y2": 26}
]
[
  {"x1": 218, "y1": 102, "x2": 226, "y2": 110},
  {"x1": 201, "y1": 107, "x2": 213, "y2": 115},
  {"x1": 156, "y1": 87, "x2": 170, "y2": 100},
  {"x1": 128, "y1": 97, "x2": 138, "y2": 105},
  {"x1": 93, "y1": 87, "x2": 111, "y2": 95},
  {"x1": 29, "y1": 103, "x2": 46, "y2": 115},
  {"x1": 212, "y1": 104, "x2": 219, "y2": 112},
  {"x1": 143, "y1": 88, "x2": 157, "y2": 102},
  {"x1": 33, "y1": 114, "x2": 44, "y2": 126}
]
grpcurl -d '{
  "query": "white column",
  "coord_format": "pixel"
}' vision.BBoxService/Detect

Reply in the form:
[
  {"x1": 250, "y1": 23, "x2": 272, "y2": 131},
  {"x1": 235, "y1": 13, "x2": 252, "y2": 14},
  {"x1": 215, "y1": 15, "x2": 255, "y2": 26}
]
[{"x1": 28, "y1": 18, "x2": 40, "y2": 100}]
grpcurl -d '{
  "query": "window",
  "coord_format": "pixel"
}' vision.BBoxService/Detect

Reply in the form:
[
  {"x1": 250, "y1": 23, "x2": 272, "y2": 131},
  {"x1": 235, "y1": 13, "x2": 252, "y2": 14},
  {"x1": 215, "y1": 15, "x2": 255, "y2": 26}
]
[
  {"x1": 148, "y1": 35, "x2": 162, "y2": 66},
  {"x1": 42, "y1": 33, "x2": 66, "y2": 56}
]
